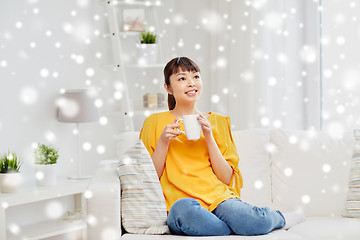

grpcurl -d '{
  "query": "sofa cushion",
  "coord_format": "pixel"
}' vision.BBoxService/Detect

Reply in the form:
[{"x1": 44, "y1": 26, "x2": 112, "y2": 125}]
[
  {"x1": 344, "y1": 139, "x2": 360, "y2": 218},
  {"x1": 233, "y1": 129, "x2": 273, "y2": 208},
  {"x1": 116, "y1": 131, "x2": 140, "y2": 159},
  {"x1": 117, "y1": 140, "x2": 170, "y2": 234},
  {"x1": 288, "y1": 217, "x2": 360, "y2": 240},
  {"x1": 270, "y1": 129, "x2": 354, "y2": 217}
]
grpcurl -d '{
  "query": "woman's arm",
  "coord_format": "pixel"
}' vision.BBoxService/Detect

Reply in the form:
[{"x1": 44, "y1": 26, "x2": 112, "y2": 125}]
[
  {"x1": 206, "y1": 138, "x2": 233, "y2": 185},
  {"x1": 197, "y1": 114, "x2": 233, "y2": 185},
  {"x1": 151, "y1": 119, "x2": 182, "y2": 179}
]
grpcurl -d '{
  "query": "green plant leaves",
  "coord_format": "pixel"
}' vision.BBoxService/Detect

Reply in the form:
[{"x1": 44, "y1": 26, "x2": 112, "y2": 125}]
[
  {"x1": 34, "y1": 143, "x2": 59, "y2": 165},
  {"x1": 0, "y1": 151, "x2": 22, "y2": 173},
  {"x1": 140, "y1": 31, "x2": 157, "y2": 44}
]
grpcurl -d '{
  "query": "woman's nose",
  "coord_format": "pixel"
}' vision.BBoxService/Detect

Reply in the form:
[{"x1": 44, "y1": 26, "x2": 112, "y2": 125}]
[{"x1": 188, "y1": 79, "x2": 195, "y2": 87}]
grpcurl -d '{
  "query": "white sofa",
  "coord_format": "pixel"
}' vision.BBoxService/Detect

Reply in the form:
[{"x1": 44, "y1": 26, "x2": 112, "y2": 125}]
[{"x1": 87, "y1": 129, "x2": 360, "y2": 240}]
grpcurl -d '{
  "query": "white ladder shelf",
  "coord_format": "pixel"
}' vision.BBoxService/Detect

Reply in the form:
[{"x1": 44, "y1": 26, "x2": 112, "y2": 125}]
[{"x1": 104, "y1": 0, "x2": 164, "y2": 131}]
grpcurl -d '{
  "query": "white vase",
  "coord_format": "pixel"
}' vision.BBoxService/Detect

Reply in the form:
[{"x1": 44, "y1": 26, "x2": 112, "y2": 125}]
[
  {"x1": 138, "y1": 44, "x2": 158, "y2": 65},
  {"x1": 0, "y1": 172, "x2": 22, "y2": 193},
  {"x1": 34, "y1": 164, "x2": 57, "y2": 186}
]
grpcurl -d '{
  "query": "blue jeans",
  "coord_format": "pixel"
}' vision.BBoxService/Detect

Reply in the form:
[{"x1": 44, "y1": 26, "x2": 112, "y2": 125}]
[{"x1": 167, "y1": 198, "x2": 285, "y2": 236}]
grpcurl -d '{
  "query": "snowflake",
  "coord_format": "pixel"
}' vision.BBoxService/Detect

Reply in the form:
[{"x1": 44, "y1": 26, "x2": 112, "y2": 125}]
[
  {"x1": 40, "y1": 68, "x2": 49, "y2": 77},
  {"x1": 83, "y1": 142, "x2": 92, "y2": 151},
  {"x1": 99, "y1": 116, "x2": 108, "y2": 126},
  {"x1": 20, "y1": 87, "x2": 38, "y2": 105},
  {"x1": 45, "y1": 131, "x2": 56, "y2": 142},
  {"x1": 254, "y1": 180, "x2": 263, "y2": 189},
  {"x1": 301, "y1": 195, "x2": 311, "y2": 204},
  {"x1": 284, "y1": 168, "x2": 293, "y2": 177},
  {"x1": 268, "y1": 77, "x2": 277, "y2": 86},
  {"x1": 211, "y1": 94, "x2": 220, "y2": 103},
  {"x1": 97, "y1": 145, "x2": 106, "y2": 154},
  {"x1": 46, "y1": 201, "x2": 64, "y2": 219},
  {"x1": 86, "y1": 68, "x2": 95, "y2": 77},
  {"x1": 0, "y1": 60, "x2": 8, "y2": 67}
]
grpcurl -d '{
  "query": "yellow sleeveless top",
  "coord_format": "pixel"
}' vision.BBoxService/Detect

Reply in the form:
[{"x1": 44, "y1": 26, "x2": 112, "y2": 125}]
[{"x1": 140, "y1": 111, "x2": 243, "y2": 212}]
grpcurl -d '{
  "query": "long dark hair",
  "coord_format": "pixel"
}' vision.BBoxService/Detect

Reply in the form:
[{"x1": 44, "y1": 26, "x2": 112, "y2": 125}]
[{"x1": 163, "y1": 57, "x2": 201, "y2": 110}]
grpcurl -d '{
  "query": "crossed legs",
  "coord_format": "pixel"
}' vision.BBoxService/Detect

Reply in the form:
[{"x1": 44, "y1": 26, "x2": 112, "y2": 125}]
[{"x1": 167, "y1": 198, "x2": 285, "y2": 236}]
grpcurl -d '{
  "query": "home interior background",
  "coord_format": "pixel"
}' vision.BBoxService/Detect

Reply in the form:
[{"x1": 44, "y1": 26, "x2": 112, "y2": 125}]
[{"x1": 0, "y1": 0, "x2": 359, "y2": 238}]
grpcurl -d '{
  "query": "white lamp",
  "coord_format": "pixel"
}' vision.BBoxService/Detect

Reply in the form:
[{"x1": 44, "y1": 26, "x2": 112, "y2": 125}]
[{"x1": 57, "y1": 89, "x2": 99, "y2": 179}]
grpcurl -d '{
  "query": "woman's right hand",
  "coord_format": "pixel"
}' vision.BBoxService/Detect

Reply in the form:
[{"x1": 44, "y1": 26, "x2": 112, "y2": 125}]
[
  {"x1": 152, "y1": 118, "x2": 182, "y2": 179},
  {"x1": 159, "y1": 118, "x2": 182, "y2": 144}
]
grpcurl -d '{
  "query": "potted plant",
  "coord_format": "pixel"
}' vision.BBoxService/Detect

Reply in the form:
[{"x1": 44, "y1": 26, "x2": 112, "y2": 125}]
[
  {"x1": 34, "y1": 143, "x2": 59, "y2": 186},
  {"x1": 138, "y1": 31, "x2": 158, "y2": 65},
  {"x1": 0, "y1": 151, "x2": 23, "y2": 193}
]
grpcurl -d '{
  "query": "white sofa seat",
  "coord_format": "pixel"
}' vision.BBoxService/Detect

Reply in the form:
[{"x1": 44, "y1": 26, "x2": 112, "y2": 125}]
[
  {"x1": 288, "y1": 217, "x2": 360, "y2": 240},
  {"x1": 87, "y1": 129, "x2": 360, "y2": 240},
  {"x1": 121, "y1": 229, "x2": 303, "y2": 240}
]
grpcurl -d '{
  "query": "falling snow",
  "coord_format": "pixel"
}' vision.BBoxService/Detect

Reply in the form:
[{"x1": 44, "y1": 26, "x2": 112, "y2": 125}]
[{"x1": 1, "y1": 0, "x2": 360, "y2": 236}]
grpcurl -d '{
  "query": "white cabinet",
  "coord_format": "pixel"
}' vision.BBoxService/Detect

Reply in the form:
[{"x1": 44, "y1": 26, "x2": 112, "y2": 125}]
[
  {"x1": 103, "y1": 0, "x2": 167, "y2": 131},
  {"x1": 0, "y1": 178, "x2": 89, "y2": 240}
]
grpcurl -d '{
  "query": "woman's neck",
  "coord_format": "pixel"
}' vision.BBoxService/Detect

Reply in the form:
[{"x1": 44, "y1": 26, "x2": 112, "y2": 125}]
[{"x1": 171, "y1": 105, "x2": 200, "y2": 117}]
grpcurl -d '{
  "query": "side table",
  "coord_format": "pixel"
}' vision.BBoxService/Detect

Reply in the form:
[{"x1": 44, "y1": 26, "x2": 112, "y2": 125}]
[{"x1": 0, "y1": 177, "x2": 90, "y2": 240}]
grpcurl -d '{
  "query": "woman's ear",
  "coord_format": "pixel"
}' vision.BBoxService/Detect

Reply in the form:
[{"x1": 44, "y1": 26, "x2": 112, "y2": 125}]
[{"x1": 164, "y1": 83, "x2": 173, "y2": 95}]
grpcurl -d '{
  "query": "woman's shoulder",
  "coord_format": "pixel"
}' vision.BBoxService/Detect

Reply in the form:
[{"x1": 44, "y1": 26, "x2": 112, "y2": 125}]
[
  {"x1": 208, "y1": 112, "x2": 229, "y2": 120},
  {"x1": 144, "y1": 111, "x2": 171, "y2": 123},
  {"x1": 141, "y1": 111, "x2": 171, "y2": 134}
]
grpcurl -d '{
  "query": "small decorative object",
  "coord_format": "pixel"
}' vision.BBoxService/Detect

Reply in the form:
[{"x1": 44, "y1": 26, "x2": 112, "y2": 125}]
[
  {"x1": 34, "y1": 143, "x2": 59, "y2": 186},
  {"x1": 63, "y1": 209, "x2": 84, "y2": 222},
  {"x1": 138, "y1": 31, "x2": 158, "y2": 65},
  {"x1": 143, "y1": 93, "x2": 165, "y2": 109},
  {"x1": 123, "y1": 9, "x2": 145, "y2": 32},
  {"x1": 0, "y1": 151, "x2": 23, "y2": 193},
  {"x1": 143, "y1": 93, "x2": 158, "y2": 109},
  {"x1": 157, "y1": 93, "x2": 165, "y2": 108}
]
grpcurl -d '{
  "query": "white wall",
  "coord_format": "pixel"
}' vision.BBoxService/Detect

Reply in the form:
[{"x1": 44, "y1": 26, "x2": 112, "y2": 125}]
[
  {"x1": 0, "y1": 0, "x2": 118, "y2": 180},
  {"x1": 0, "y1": 0, "x2": 215, "y2": 179},
  {"x1": 322, "y1": 0, "x2": 360, "y2": 136}
]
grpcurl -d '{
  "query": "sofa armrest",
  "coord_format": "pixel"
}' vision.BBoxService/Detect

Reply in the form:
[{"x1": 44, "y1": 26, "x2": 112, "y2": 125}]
[{"x1": 87, "y1": 160, "x2": 121, "y2": 240}]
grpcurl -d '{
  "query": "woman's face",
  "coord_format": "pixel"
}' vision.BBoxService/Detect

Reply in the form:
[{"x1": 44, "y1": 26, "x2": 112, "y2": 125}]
[{"x1": 165, "y1": 69, "x2": 203, "y2": 106}]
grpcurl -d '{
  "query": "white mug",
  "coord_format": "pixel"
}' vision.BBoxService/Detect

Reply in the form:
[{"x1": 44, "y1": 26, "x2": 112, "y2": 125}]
[{"x1": 176, "y1": 114, "x2": 201, "y2": 140}]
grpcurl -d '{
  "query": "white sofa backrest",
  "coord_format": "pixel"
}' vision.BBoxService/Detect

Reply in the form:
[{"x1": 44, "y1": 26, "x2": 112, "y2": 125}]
[
  {"x1": 116, "y1": 129, "x2": 355, "y2": 217},
  {"x1": 269, "y1": 129, "x2": 354, "y2": 217},
  {"x1": 232, "y1": 129, "x2": 274, "y2": 208}
]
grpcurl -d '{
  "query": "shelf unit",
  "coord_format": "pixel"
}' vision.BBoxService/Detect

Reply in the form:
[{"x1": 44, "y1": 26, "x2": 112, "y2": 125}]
[
  {"x1": 0, "y1": 178, "x2": 89, "y2": 240},
  {"x1": 103, "y1": 0, "x2": 166, "y2": 131}
]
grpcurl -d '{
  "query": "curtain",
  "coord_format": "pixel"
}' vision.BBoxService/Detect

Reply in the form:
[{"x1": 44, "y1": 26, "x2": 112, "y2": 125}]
[{"x1": 210, "y1": 0, "x2": 321, "y2": 130}]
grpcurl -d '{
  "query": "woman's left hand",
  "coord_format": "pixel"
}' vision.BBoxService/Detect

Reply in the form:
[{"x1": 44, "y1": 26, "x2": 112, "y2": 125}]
[{"x1": 197, "y1": 114, "x2": 214, "y2": 142}]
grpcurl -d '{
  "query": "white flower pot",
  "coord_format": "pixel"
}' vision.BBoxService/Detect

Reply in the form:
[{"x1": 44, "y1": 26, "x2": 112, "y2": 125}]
[
  {"x1": 138, "y1": 44, "x2": 158, "y2": 65},
  {"x1": 0, "y1": 173, "x2": 22, "y2": 193},
  {"x1": 35, "y1": 164, "x2": 57, "y2": 187}
]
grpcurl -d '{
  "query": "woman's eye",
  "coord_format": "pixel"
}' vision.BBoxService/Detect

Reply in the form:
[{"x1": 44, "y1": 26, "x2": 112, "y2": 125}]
[
  {"x1": 179, "y1": 77, "x2": 185, "y2": 81},
  {"x1": 194, "y1": 75, "x2": 200, "y2": 79}
]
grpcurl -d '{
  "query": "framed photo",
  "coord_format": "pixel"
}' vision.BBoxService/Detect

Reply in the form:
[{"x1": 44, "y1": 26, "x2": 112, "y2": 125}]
[{"x1": 122, "y1": 9, "x2": 145, "y2": 32}]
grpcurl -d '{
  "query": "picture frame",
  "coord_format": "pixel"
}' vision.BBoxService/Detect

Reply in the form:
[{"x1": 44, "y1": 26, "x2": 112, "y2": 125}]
[{"x1": 122, "y1": 9, "x2": 145, "y2": 32}]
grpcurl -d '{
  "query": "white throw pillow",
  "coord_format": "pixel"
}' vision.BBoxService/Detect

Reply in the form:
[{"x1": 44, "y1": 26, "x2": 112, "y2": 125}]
[
  {"x1": 117, "y1": 140, "x2": 170, "y2": 234},
  {"x1": 270, "y1": 129, "x2": 354, "y2": 217},
  {"x1": 116, "y1": 131, "x2": 140, "y2": 159},
  {"x1": 233, "y1": 129, "x2": 274, "y2": 208}
]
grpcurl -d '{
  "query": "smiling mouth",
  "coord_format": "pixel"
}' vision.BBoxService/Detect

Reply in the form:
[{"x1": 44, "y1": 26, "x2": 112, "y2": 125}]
[{"x1": 185, "y1": 89, "x2": 197, "y2": 95}]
